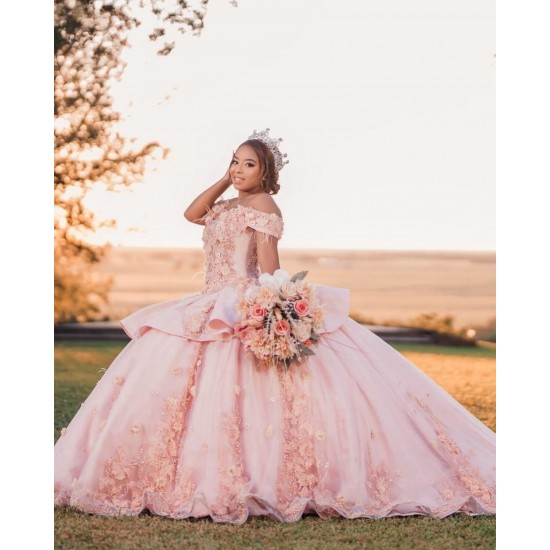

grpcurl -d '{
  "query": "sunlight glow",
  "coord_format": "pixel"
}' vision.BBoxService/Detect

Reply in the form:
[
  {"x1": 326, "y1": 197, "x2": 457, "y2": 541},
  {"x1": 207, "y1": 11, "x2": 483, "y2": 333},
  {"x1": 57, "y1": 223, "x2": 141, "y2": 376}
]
[{"x1": 84, "y1": 0, "x2": 495, "y2": 251}]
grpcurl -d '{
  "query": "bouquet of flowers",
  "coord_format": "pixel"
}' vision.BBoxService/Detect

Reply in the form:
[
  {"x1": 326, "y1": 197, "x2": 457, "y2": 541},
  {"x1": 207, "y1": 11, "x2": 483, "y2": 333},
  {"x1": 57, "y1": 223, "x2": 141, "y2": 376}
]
[{"x1": 234, "y1": 269, "x2": 326, "y2": 369}]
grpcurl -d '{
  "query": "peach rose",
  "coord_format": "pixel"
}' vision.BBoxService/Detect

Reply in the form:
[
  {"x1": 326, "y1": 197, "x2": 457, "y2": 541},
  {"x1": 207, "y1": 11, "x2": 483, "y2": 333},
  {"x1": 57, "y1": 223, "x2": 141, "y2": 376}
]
[
  {"x1": 275, "y1": 319, "x2": 291, "y2": 336},
  {"x1": 293, "y1": 299, "x2": 310, "y2": 317},
  {"x1": 251, "y1": 304, "x2": 267, "y2": 320}
]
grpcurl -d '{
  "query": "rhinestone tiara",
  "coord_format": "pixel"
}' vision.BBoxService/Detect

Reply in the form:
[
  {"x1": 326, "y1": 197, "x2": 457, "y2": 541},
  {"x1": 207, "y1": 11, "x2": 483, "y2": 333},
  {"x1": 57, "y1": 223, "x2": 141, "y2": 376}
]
[{"x1": 247, "y1": 128, "x2": 289, "y2": 172}]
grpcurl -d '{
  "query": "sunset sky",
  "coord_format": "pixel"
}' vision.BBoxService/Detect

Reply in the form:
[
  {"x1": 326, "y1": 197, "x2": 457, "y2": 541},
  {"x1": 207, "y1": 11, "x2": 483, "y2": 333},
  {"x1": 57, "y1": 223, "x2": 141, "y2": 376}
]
[{"x1": 83, "y1": 0, "x2": 495, "y2": 251}]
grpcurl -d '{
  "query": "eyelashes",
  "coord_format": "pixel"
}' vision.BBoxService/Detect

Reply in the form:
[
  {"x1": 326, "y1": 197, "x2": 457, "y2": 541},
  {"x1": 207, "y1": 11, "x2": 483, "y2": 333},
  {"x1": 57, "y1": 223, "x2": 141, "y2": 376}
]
[{"x1": 231, "y1": 160, "x2": 255, "y2": 167}]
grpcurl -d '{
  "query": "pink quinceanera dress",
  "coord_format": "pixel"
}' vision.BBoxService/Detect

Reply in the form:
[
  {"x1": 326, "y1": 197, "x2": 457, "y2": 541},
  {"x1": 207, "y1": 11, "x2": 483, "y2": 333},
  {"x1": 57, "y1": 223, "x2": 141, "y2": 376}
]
[{"x1": 54, "y1": 198, "x2": 496, "y2": 523}]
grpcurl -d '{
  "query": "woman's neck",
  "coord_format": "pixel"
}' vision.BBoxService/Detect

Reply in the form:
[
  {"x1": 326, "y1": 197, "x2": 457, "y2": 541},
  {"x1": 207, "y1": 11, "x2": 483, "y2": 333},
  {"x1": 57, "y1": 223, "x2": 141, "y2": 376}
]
[{"x1": 237, "y1": 188, "x2": 264, "y2": 203}]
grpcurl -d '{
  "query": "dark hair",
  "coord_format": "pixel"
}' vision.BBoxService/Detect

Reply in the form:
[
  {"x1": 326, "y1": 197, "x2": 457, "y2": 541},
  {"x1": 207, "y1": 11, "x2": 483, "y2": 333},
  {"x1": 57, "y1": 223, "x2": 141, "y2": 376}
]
[{"x1": 238, "y1": 139, "x2": 281, "y2": 195}]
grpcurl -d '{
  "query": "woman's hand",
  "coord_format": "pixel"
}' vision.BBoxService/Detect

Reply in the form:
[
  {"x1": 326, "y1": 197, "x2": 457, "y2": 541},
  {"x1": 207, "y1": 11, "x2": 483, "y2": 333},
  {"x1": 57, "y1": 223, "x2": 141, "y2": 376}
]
[
  {"x1": 183, "y1": 153, "x2": 235, "y2": 224},
  {"x1": 220, "y1": 153, "x2": 234, "y2": 188}
]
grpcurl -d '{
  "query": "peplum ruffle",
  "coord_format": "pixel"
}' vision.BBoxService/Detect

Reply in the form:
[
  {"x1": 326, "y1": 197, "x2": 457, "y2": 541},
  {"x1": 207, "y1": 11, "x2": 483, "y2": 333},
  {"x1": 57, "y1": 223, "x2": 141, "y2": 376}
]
[{"x1": 119, "y1": 284, "x2": 351, "y2": 343}]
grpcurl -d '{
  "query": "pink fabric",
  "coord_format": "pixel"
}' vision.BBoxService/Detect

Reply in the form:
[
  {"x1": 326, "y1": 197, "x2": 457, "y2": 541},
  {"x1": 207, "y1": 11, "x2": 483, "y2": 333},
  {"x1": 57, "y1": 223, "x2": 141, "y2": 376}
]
[
  {"x1": 54, "y1": 199, "x2": 496, "y2": 523},
  {"x1": 119, "y1": 284, "x2": 350, "y2": 343}
]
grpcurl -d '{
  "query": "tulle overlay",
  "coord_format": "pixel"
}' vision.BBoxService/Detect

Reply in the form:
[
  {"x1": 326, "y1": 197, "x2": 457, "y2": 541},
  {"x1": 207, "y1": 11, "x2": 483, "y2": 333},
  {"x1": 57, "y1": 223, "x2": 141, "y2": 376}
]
[{"x1": 55, "y1": 199, "x2": 495, "y2": 522}]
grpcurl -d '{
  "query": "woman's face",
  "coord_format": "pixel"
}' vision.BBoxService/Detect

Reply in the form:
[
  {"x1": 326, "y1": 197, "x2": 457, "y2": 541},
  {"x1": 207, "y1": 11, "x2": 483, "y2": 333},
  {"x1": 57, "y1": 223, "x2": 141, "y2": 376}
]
[{"x1": 230, "y1": 145, "x2": 263, "y2": 192}]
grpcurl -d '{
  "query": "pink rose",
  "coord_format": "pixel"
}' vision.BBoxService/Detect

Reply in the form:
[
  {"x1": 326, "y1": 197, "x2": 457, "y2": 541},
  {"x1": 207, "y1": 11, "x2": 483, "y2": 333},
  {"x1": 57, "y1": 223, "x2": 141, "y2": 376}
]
[
  {"x1": 293, "y1": 299, "x2": 310, "y2": 317},
  {"x1": 275, "y1": 319, "x2": 290, "y2": 336},
  {"x1": 251, "y1": 304, "x2": 267, "y2": 320}
]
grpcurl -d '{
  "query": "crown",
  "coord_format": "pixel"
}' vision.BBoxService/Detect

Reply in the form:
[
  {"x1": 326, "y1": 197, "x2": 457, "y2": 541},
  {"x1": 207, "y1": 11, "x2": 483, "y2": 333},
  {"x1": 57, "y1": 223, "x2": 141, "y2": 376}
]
[{"x1": 247, "y1": 128, "x2": 289, "y2": 172}]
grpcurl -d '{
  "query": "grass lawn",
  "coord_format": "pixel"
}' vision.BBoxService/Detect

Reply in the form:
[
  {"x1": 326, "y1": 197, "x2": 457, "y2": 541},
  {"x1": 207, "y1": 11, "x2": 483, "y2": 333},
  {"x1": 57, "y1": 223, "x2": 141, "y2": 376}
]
[{"x1": 54, "y1": 339, "x2": 496, "y2": 549}]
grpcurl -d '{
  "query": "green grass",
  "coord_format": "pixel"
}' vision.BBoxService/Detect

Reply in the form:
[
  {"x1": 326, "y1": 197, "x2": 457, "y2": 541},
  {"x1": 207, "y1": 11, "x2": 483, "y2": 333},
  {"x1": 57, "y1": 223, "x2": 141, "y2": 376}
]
[
  {"x1": 54, "y1": 339, "x2": 496, "y2": 549},
  {"x1": 54, "y1": 340, "x2": 125, "y2": 442},
  {"x1": 54, "y1": 508, "x2": 496, "y2": 550},
  {"x1": 392, "y1": 342, "x2": 496, "y2": 359}
]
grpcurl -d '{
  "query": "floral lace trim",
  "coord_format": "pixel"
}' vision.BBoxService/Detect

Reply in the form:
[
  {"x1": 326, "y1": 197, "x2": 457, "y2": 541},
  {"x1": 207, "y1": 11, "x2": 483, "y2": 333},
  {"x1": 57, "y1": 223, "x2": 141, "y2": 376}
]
[
  {"x1": 182, "y1": 300, "x2": 216, "y2": 337},
  {"x1": 203, "y1": 199, "x2": 284, "y2": 238},
  {"x1": 67, "y1": 342, "x2": 206, "y2": 515},
  {"x1": 275, "y1": 365, "x2": 320, "y2": 518},
  {"x1": 406, "y1": 389, "x2": 496, "y2": 514},
  {"x1": 310, "y1": 437, "x2": 394, "y2": 517},
  {"x1": 202, "y1": 198, "x2": 231, "y2": 225},
  {"x1": 365, "y1": 460, "x2": 392, "y2": 513},
  {"x1": 210, "y1": 406, "x2": 249, "y2": 522},
  {"x1": 201, "y1": 276, "x2": 259, "y2": 296},
  {"x1": 200, "y1": 199, "x2": 284, "y2": 293},
  {"x1": 240, "y1": 206, "x2": 283, "y2": 241}
]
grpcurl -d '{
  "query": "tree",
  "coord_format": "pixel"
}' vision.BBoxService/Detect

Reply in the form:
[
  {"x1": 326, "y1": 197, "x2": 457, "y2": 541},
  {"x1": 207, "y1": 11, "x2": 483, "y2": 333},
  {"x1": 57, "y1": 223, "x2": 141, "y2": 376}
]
[{"x1": 54, "y1": 0, "x2": 217, "y2": 322}]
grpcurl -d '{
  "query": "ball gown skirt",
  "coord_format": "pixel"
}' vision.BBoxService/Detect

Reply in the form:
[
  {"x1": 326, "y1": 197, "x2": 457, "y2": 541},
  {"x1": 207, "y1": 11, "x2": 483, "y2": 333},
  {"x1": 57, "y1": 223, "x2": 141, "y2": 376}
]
[
  {"x1": 54, "y1": 199, "x2": 495, "y2": 523},
  {"x1": 54, "y1": 284, "x2": 496, "y2": 524}
]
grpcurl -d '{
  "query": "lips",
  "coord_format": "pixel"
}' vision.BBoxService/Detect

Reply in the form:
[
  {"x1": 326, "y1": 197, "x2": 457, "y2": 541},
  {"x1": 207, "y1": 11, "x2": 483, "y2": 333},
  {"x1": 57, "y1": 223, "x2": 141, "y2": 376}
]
[{"x1": 234, "y1": 177, "x2": 244, "y2": 183}]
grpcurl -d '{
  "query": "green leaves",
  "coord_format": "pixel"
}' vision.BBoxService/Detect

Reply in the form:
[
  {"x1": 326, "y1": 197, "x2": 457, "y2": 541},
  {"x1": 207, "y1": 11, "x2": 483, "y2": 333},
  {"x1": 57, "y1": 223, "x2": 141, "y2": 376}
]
[
  {"x1": 290, "y1": 270, "x2": 308, "y2": 282},
  {"x1": 297, "y1": 343, "x2": 315, "y2": 356}
]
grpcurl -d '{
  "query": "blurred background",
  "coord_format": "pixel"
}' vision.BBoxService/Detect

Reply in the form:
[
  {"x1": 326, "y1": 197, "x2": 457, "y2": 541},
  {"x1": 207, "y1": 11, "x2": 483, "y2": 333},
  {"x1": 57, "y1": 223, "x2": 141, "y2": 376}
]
[{"x1": 54, "y1": 0, "x2": 495, "y2": 341}]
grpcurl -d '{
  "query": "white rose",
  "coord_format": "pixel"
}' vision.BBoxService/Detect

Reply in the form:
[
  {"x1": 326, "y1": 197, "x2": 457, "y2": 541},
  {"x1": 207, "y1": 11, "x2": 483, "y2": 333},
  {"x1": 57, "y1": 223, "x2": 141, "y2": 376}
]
[
  {"x1": 258, "y1": 272, "x2": 279, "y2": 290},
  {"x1": 273, "y1": 269, "x2": 291, "y2": 285},
  {"x1": 293, "y1": 321, "x2": 311, "y2": 342}
]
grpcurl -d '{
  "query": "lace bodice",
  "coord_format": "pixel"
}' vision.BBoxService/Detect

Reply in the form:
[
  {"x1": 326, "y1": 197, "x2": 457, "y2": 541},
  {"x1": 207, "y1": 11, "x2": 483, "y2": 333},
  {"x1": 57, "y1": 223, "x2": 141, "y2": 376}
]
[{"x1": 200, "y1": 198, "x2": 284, "y2": 294}]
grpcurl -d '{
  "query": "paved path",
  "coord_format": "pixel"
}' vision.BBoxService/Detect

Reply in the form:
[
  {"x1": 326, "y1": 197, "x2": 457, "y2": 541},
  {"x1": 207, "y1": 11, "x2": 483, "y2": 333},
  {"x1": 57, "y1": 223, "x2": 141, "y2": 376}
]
[{"x1": 54, "y1": 321, "x2": 437, "y2": 344}]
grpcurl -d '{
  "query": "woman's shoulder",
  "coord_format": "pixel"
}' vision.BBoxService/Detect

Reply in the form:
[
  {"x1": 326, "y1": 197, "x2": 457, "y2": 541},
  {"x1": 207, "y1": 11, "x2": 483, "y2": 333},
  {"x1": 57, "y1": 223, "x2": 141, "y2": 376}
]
[
  {"x1": 242, "y1": 194, "x2": 284, "y2": 240},
  {"x1": 247, "y1": 193, "x2": 282, "y2": 218}
]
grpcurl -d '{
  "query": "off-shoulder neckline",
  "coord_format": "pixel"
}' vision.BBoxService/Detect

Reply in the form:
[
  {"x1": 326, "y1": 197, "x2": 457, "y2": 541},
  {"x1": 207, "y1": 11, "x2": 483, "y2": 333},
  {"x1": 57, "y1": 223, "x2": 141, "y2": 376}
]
[
  {"x1": 223, "y1": 199, "x2": 283, "y2": 220},
  {"x1": 236, "y1": 203, "x2": 283, "y2": 220}
]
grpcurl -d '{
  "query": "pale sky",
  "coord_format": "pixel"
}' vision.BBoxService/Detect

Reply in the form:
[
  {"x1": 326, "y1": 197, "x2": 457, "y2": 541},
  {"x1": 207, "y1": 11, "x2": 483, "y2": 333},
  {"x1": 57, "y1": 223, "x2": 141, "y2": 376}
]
[{"x1": 83, "y1": 0, "x2": 495, "y2": 250}]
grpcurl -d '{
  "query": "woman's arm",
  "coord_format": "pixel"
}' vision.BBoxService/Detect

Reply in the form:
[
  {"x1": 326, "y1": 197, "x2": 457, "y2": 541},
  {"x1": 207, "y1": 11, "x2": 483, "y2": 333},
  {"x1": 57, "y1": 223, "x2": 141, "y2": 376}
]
[
  {"x1": 184, "y1": 158, "x2": 233, "y2": 225},
  {"x1": 248, "y1": 193, "x2": 283, "y2": 275},
  {"x1": 256, "y1": 233, "x2": 281, "y2": 275}
]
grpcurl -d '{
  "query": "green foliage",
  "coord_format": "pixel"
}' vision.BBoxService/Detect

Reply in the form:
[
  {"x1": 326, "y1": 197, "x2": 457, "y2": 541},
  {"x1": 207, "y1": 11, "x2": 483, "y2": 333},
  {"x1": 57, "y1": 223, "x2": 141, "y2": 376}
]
[
  {"x1": 349, "y1": 310, "x2": 490, "y2": 346},
  {"x1": 290, "y1": 270, "x2": 309, "y2": 282},
  {"x1": 54, "y1": 241, "x2": 114, "y2": 323},
  {"x1": 54, "y1": 0, "x2": 214, "y2": 322},
  {"x1": 405, "y1": 311, "x2": 462, "y2": 335},
  {"x1": 471, "y1": 316, "x2": 497, "y2": 343}
]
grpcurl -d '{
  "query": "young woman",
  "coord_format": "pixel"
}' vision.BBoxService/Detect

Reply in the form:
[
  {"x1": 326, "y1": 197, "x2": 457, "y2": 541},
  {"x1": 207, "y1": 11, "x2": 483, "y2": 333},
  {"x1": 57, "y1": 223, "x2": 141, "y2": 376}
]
[{"x1": 54, "y1": 128, "x2": 496, "y2": 523}]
